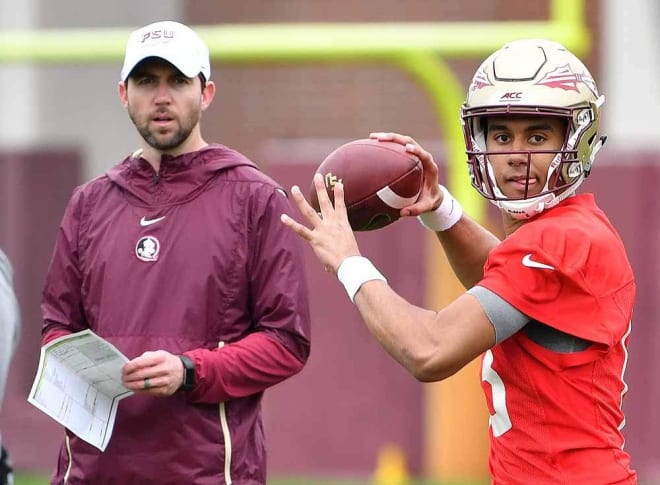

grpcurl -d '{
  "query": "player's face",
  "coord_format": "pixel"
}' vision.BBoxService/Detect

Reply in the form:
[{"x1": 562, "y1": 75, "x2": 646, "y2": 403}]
[
  {"x1": 121, "y1": 59, "x2": 210, "y2": 153},
  {"x1": 484, "y1": 116, "x2": 566, "y2": 199}
]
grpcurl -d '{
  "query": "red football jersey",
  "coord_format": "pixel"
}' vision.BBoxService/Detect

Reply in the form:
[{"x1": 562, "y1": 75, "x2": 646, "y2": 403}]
[{"x1": 478, "y1": 195, "x2": 637, "y2": 484}]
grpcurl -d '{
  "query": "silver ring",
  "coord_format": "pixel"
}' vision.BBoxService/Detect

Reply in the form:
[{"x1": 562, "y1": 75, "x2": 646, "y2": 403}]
[{"x1": 144, "y1": 377, "x2": 151, "y2": 390}]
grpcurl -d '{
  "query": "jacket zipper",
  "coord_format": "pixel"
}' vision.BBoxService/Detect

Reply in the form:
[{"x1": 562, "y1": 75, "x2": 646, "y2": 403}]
[
  {"x1": 218, "y1": 341, "x2": 232, "y2": 484},
  {"x1": 63, "y1": 433, "x2": 73, "y2": 484}
]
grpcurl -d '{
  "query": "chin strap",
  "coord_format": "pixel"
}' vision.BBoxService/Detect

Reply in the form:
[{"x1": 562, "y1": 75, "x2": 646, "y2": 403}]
[{"x1": 498, "y1": 192, "x2": 555, "y2": 220}]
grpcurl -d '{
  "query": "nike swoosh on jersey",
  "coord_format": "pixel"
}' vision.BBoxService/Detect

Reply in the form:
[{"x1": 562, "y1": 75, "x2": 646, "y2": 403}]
[
  {"x1": 522, "y1": 253, "x2": 555, "y2": 270},
  {"x1": 140, "y1": 216, "x2": 166, "y2": 227}
]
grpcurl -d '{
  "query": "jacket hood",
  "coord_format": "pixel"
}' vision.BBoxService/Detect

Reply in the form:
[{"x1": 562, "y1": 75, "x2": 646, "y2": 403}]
[{"x1": 106, "y1": 144, "x2": 257, "y2": 206}]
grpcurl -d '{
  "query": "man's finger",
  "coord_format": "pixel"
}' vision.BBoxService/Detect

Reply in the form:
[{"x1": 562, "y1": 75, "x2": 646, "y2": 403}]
[
  {"x1": 122, "y1": 352, "x2": 165, "y2": 376},
  {"x1": 369, "y1": 132, "x2": 394, "y2": 141},
  {"x1": 289, "y1": 185, "x2": 322, "y2": 225},
  {"x1": 333, "y1": 181, "x2": 347, "y2": 215},
  {"x1": 281, "y1": 213, "x2": 314, "y2": 241},
  {"x1": 313, "y1": 173, "x2": 335, "y2": 215},
  {"x1": 370, "y1": 132, "x2": 417, "y2": 146}
]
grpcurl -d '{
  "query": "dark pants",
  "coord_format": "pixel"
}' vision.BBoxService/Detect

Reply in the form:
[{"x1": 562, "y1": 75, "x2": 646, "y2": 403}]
[{"x1": 0, "y1": 446, "x2": 13, "y2": 485}]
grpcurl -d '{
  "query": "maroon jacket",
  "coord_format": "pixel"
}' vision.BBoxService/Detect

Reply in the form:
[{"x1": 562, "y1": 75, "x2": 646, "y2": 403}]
[{"x1": 41, "y1": 145, "x2": 311, "y2": 484}]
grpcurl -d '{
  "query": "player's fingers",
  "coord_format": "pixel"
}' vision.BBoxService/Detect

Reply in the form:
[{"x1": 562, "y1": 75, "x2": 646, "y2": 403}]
[
  {"x1": 401, "y1": 200, "x2": 435, "y2": 217},
  {"x1": 369, "y1": 132, "x2": 394, "y2": 141},
  {"x1": 369, "y1": 132, "x2": 417, "y2": 146},
  {"x1": 405, "y1": 142, "x2": 436, "y2": 171},
  {"x1": 332, "y1": 181, "x2": 347, "y2": 215},
  {"x1": 313, "y1": 173, "x2": 335, "y2": 215},
  {"x1": 280, "y1": 213, "x2": 315, "y2": 241},
  {"x1": 401, "y1": 183, "x2": 442, "y2": 217},
  {"x1": 289, "y1": 185, "x2": 322, "y2": 224},
  {"x1": 405, "y1": 143, "x2": 440, "y2": 195}
]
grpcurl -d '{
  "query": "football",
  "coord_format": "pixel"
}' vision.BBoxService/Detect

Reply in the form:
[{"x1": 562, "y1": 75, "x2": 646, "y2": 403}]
[{"x1": 310, "y1": 138, "x2": 423, "y2": 231}]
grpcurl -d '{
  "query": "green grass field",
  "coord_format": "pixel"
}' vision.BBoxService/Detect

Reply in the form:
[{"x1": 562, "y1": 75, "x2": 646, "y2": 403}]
[{"x1": 15, "y1": 474, "x2": 46, "y2": 485}]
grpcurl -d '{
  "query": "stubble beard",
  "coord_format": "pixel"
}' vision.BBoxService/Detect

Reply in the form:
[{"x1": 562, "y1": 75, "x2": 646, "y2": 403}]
[
  {"x1": 138, "y1": 125, "x2": 191, "y2": 151},
  {"x1": 129, "y1": 109, "x2": 199, "y2": 152}
]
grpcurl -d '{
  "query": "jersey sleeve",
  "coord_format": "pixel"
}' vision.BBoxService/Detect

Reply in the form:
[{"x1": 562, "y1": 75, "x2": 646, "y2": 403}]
[{"x1": 478, "y1": 219, "x2": 634, "y2": 346}]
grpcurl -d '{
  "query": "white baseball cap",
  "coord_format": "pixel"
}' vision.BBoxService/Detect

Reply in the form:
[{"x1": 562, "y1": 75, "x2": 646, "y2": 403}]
[{"x1": 120, "y1": 20, "x2": 211, "y2": 82}]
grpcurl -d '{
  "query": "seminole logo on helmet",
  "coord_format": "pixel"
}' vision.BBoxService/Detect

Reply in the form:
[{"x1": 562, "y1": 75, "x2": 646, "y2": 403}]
[
  {"x1": 469, "y1": 68, "x2": 493, "y2": 92},
  {"x1": 535, "y1": 64, "x2": 597, "y2": 95}
]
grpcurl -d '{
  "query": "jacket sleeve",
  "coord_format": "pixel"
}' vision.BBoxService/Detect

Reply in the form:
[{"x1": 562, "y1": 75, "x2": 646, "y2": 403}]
[
  {"x1": 185, "y1": 186, "x2": 311, "y2": 403},
  {"x1": 41, "y1": 187, "x2": 88, "y2": 344},
  {"x1": 185, "y1": 332, "x2": 305, "y2": 402}
]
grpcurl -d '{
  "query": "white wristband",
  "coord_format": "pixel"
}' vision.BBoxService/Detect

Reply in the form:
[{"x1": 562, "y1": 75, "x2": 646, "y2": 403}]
[
  {"x1": 417, "y1": 185, "x2": 463, "y2": 232},
  {"x1": 336, "y1": 256, "x2": 387, "y2": 303}
]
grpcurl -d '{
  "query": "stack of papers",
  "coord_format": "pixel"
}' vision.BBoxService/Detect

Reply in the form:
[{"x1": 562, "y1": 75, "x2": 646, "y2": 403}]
[{"x1": 28, "y1": 329, "x2": 134, "y2": 451}]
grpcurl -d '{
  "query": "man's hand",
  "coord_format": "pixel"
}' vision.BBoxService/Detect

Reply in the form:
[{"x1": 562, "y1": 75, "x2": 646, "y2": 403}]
[
  {"x1": 122, "y1": 350, "x2": 184, "y2": 397},
  {"x1": 369, "y1": 132, "x2": 443, "y2": 216},
  {"x1": 280, "y1": 173, "x2": 361, "y2": 275}
]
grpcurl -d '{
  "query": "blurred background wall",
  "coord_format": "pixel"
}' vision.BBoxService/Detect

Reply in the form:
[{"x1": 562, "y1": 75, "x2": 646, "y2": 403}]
[{"x1": 1, "y1": 0, "x2": 659, "y2": 482}]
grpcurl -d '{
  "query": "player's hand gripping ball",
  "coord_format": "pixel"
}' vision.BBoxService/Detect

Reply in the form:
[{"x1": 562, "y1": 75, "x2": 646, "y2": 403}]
[{"x1": 310, "y1": 139, "x2": 423, "y2": 231}]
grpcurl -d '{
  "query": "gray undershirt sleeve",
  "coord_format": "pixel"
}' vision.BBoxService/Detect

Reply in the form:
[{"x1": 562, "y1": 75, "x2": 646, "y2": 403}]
[
  {"x1": 0, "y1": 249, "x2": 20, "y2": 408},
  {"x1": 467, "y1": 285, "x2": 591, "y2": 352},
  {"x1": 467, "y1": 285, "x2": 528, "y2": 344}
]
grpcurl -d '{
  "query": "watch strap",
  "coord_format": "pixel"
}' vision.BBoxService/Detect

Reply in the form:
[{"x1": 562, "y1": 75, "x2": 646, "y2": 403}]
[{"x1": 179, "y1": 354, "x2": 195, "y2": 391}]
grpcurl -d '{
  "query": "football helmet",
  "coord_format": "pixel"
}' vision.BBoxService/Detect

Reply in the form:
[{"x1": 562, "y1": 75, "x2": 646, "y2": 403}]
[{"x1": 461, "y1": 39, "x2": 607, "y2": 219}]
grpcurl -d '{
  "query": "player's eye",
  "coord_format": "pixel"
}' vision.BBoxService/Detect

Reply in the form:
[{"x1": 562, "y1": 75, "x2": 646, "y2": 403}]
[
  {"x1": 493, "y1": 133, "x2": 510, "y2": 144},
  {"x1": 529, "y1": 134, "x2": 547, "y2": 144}
]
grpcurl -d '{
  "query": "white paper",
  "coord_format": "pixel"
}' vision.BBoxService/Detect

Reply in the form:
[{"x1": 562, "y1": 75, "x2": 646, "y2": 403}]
[{"x1": 27, "y1": 329, "x2": 134, "y2": 451}]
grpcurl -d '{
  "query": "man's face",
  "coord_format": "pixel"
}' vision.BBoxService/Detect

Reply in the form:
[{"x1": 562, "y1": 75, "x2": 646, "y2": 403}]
[
  {"x1": 484, "y1": 115, "x2": 567, "y2": 199},
  {"x1": 121, "y1": 58, "x2": 206, "y2": 152}
]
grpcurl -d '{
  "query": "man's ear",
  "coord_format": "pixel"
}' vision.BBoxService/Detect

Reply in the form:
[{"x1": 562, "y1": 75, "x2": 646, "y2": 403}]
[
  {"x1": 118, "y1": 81, "x2": 128, "y2": 108},
  {"x1": 201, "y1": 81, "x2": 216, "y2": 111}
]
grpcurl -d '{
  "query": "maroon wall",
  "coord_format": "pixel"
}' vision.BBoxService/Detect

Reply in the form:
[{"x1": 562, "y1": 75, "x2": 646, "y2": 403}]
[{"x1": 585, "y1": 153, "x2": 660, "y2": 478}]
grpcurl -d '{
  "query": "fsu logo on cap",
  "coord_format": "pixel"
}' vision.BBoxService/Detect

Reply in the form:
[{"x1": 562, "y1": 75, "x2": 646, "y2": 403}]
[
  {"x1": 141, "y1": 29, "x2": 174, "y2": 43},
  {"x1": 136, "y1": 236, "x2": 160, "y2": 262}
]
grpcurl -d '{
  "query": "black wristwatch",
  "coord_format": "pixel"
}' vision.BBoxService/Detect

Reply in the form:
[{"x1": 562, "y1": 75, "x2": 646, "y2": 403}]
[{"x1": 179, "y1": 355, "x2": 195, "y2": 391}]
